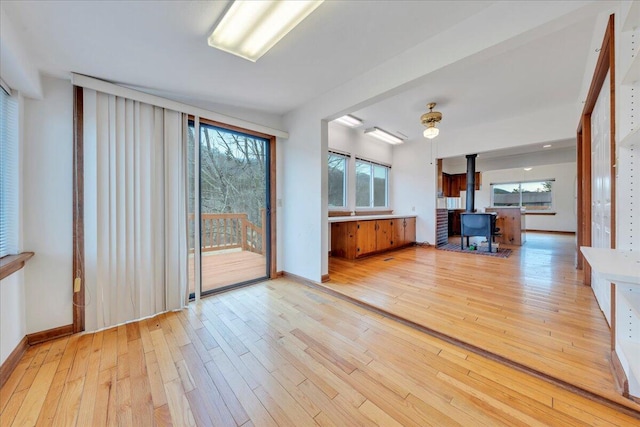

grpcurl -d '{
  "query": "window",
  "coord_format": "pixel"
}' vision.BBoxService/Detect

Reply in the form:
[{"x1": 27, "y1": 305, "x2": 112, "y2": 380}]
[
  {"x1": 492, "y1": 180, "x2": 553, "y2": 211},
  {"x1": 356, "y1": 158, "x2": 389, "y2": 208},
  {"x1": 328, "y1": 152, "x2": 347, "y2": 208},
  {"x1": 0, "y1": 85, "x2": 18, "y2": 257}
]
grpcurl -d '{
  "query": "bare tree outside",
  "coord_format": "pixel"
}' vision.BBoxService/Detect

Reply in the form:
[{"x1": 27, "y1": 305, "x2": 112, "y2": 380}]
[{"x1": 188, "y1": 124, "x2": 267, "y2": 226}]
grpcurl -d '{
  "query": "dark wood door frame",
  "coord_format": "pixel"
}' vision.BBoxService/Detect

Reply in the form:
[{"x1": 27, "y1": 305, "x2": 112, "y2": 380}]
[
  {"x1": 576, "y1": 14, "x2": 616, "y2": 283},
  {"x1": 72, "y1": 86, "x2": 85, "y2": 333}
]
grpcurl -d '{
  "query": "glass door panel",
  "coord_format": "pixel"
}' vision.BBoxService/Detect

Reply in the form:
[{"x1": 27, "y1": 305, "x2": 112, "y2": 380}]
[{"x1": 191, "y1": 122, "x2": 269, "y2": 296}]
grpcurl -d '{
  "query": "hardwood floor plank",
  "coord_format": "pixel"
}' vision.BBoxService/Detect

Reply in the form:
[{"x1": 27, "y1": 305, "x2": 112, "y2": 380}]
[
  {"x1": 164, "y1": 378, "x2": 196, "y2": 427},
  {"x1": 149, "y1": 329, "x2": 179, "y2": 384},
  {"x1": 181, "y1": 343, "x2": 238, "y2": 426},
  {"x1": 116, "y1": 376, "x2": 133, "y2": 426},
  {"x1": 144, "y1": 351, "x2": 168, "y2": 409},
  {"x1": 0, "y1": 359, "x2": 30, "y2": 413},
  {"x1": 33, "y1": 367, "x2": 66, "y2": 426},
  {"x1": 2, "y1": 388, "x2": 28, "y2": 426},
  {"x1": 11, "y1": 360, "x2": 59, "y2": 426}
]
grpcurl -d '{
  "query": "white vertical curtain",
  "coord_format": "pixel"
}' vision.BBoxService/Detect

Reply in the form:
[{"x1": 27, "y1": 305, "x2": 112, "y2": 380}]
[{"x1": 83, "y1": 88, "x2": 187, "y2": 331}]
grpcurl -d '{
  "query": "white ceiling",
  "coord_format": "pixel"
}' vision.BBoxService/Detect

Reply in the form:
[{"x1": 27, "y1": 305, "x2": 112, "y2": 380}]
[
  {"x1": 1, "y1": 0, "x2": 612, "y2": 158},
  {"x1": 1, "y1": 0, "x2": 490, "y2": 114}
]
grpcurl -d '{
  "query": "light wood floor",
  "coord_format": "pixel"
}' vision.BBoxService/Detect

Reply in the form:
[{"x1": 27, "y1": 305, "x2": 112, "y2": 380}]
[
  {"x1": 2, "y1": 278, "x2": 639, "y2": 426},
  {"x1": 189, "y1": 250, "x2": 267, "y2": 294},
  {"x1": 325, "y1": 232, "x2": 640, "y2": 412}
]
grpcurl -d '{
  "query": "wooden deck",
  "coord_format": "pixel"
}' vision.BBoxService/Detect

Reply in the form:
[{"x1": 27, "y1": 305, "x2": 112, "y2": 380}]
[
  {"x1": 323, "y1": 232, "x2": 640, "y2": 412},
  {"x1": 189, "y1": 250, "x2": 267, "y2": 294},
  {"x1": 2, "y1": 279, "x2": 639, "y2": 426}
]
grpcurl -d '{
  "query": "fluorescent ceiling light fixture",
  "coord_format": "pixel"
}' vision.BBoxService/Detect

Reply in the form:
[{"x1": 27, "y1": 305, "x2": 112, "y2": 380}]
[
  {"x1": 364, "y1": 127, "x2": 405, "y2": 145},
  {"x1": 334, "y1": 115, "x2": 363, "y2": 128},
  {"x1": 208, "y1": 0, "x2": 324, "y2": 62},
  {"x1": 523, "y1": 167, "x2": 533, "y2": 171},
  {"x1": 543, "y1": 144, "x2": 552, "y2": 148}
]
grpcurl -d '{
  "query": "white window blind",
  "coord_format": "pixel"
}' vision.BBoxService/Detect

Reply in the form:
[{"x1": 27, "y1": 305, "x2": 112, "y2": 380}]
[{"x1": 0, "y1": 86, "x2": 19, "y2": 257}]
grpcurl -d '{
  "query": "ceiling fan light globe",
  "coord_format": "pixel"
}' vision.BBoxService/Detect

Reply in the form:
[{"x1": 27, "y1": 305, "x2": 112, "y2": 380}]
[{"x1": 423, "y1": 127, "x2": 439, "y2": 139}]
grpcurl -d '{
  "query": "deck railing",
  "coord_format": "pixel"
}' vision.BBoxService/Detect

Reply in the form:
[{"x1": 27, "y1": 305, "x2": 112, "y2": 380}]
[{"x1": 189, "y1": 211, "x2": 265, "y2": 255}]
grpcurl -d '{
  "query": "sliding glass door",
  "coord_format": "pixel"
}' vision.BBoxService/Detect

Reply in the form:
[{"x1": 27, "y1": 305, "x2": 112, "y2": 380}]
[{"x1": 188, "y1": 120, "x2": 270, "y2": 297}]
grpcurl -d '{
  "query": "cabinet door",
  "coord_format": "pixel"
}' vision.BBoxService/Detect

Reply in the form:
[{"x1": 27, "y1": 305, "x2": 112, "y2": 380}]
[
  {"x1": 331, "y1": 222, "x2": 357, "y2": 259},
  {"x1": 404, "y1": 217, "x2": 416, "y2": 244},
  {"x1": 377, "y1": 220, "x2": 394, "y2": 251},
  {"x1": 356, "y1": 221, "x2": 377, "y2": 257},
  {"x1": 393, "y1": 219, "x2": 406, "y2": 246}
]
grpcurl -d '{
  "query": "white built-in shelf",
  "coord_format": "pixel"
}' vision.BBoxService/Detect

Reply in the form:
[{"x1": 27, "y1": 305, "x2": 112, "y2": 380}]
[
  {"x1": 581, "y1": 247, "x2": 640, "y2": 284},
  {"x1": 622, "y1": 51, "x2": 640, "y2": 86},
  {"x1": 620, "y1": 288, "x2": 640, "y2": 320},
  {"x1": 621, "y1": 126, "x2": 639, "y2": 149},
  {"x1": 622, "y1": 1, "x2": 640, "y2": 32}
]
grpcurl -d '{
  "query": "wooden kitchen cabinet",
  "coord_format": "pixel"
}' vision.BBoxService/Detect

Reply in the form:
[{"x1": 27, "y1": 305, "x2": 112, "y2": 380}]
[
  {"x1": 331, "y1": 217, "x2": 416, "y2": 259},
  {"x1": 356, "y1": 220, "x2": 378, "y2": 256},
  {"x1": 442, "y1": 172, "x2": 481, "y2": 197}
]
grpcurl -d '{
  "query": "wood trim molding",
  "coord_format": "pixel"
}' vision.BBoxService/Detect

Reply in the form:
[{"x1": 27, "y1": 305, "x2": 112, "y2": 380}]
[
  {"x1": 0, "y1": 336, "x2": 28, "y2": 388},
  {"x1": 576, "y1": 14, "x2": 615, "y2": 285},
  {"x1": 269, "y1": 135, "x2": 277, "y2": 278},
  {"x1": 611, "y1": 349, "x2": 629, "y2": 397},
  {"x1": 73, "y1": 85, "x2": 86, "y2": 333},
  {"x1": 576, "y1": 129, "x2": 584, "y2": 270},
  {"x1": 321, "y1": 274, "x2": 330, "y2": 283},
  {"x1": 0, "y1": 252, "x2": 34, "y2": 281},
  {"x1": 26, "y1": 324, "x2": 74, "y2": 346},
  {"x1": 282, "y1": 271, "x2": 320, "y2": 286}
]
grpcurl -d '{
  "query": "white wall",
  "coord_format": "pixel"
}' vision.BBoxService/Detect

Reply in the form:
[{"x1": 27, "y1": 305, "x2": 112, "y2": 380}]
[
  {"x1": 392, "y1": 140, "x2": 437, "y2": 244},
  {"x1": 328, "y1": 121, "x2": 393, "y2": 212},
  {"x1": 281, "y1": 112, "x2": 325, "y2": 281},
  {"x1": 23, "y1": 75, "x2": 73, "y2": 333},
  {"x1": 475, "y1": 162, "x2": 576, "y2": 232}
]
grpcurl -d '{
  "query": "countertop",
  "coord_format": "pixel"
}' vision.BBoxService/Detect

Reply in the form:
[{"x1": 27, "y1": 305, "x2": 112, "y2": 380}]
[{"x1": 329, "y1": 214, "x2": 417, "y2": 223}]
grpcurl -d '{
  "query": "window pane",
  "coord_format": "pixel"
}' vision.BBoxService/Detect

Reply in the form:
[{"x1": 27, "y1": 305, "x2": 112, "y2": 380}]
[
  {"x1": 328, "y1": 154, "x2": 346, "y2": 207},
  {"x1": 492, "y1": 183, "x2": 520, "y2": 207},
  {"x1": 373, "y1": 164, "x2": 388, "y2": 207},
  {"x1": 0, "y1": 88, "x2": 18, "y2": 257},
  {"x1": 521, "y1": 181, "x2": 552, "y2": 210},
  {"x1": 355, "y1": 161, "x2": 371, "y2": 207}
]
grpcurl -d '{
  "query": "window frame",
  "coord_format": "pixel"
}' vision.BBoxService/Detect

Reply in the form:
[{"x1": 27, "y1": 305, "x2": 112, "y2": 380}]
[
  {"x1": 327, "y1": 151, "x2": 348, "y2": 210},
  {"x1": 490, "y1": 179, "x2": 555, "y2": 212},
  {"x1": 355, "y1": 158, "x2": 390, "y2": 209}
]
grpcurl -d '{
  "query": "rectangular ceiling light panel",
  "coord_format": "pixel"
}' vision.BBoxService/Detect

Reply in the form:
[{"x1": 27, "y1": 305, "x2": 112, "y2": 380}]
[
  {"x1": 334, "y1": 114, "x2": 363, "y2": 128},
  {"x1": 208, "y1": 0, "x2": 324, "y2": 62},
  {"x1": 364, "y1": 127, "x2": 405, "y2": 145}
]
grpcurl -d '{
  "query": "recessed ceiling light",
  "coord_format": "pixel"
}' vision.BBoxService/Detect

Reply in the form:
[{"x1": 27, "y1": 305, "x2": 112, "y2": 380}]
[
  {"x1": 543, "y1": 144, "x2": 552, "y2": 148},
  {"x1": 364, "y1": 127, "x2": 405, "y2": 145},
  {"x1": 334, "y1": 115, "x2": 363, "y2": 128},
  {"x1": 524, "y1": 167, "x2": 533, "y2": 171},
  {"x1": 208, "y1": 0, "x2": 324, "y2": 62}
]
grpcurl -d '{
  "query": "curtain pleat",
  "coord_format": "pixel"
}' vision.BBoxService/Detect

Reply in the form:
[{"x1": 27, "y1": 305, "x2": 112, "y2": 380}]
[{"x1": 83, "y1": 88, "x2": 187, "y2": 331}]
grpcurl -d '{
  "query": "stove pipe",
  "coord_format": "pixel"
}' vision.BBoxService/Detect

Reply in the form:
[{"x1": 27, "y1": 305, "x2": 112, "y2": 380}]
[{"x1": 465, "y1": 154, "x2": 477, "y2": 212}]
